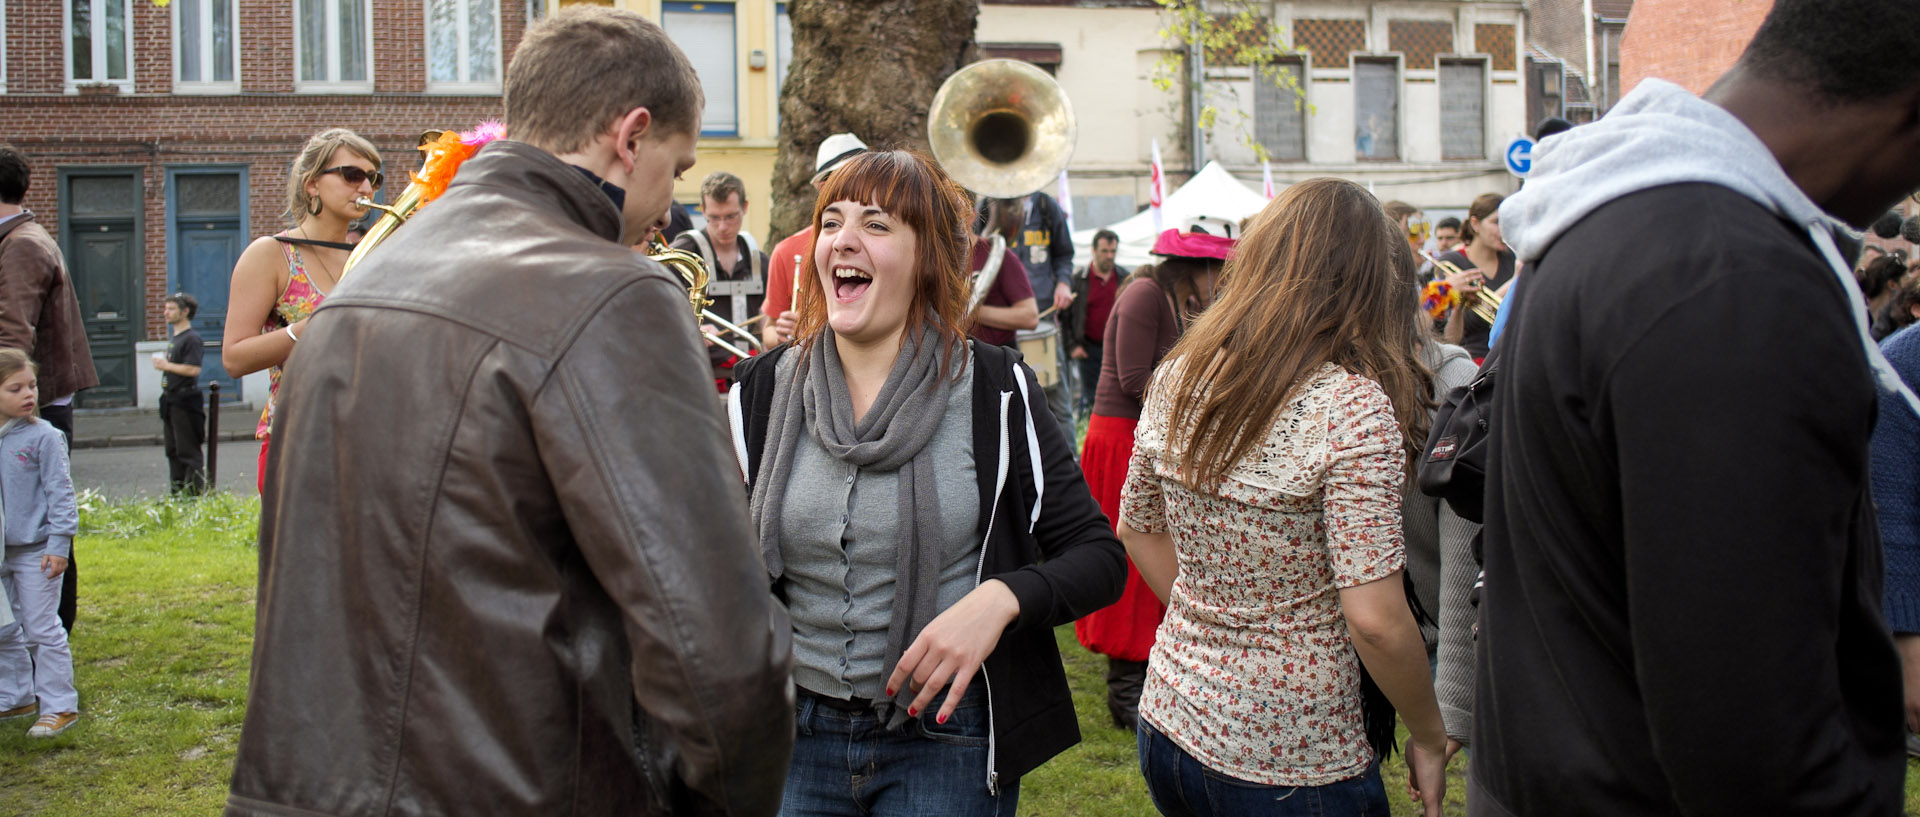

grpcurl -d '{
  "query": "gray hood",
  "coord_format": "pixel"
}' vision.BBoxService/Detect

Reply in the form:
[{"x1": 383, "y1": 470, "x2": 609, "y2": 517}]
[{"x1": 1499, "y1": 79, "x2": 1919, "y2": 416}]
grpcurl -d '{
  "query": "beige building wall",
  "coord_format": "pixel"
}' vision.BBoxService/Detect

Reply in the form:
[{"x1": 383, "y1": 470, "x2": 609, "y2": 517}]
[
  {"x1": 977, "y1": 4, "x2": 1176, "y2": 213},
  {"x1": 977, "y1": 0, "x2": 1525, "y2": 224},
  {"x1": 559, "y1": 0, "x2": 783, "y2": 243}
]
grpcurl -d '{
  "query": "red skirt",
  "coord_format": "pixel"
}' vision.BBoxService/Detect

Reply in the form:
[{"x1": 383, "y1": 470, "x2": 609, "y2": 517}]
[{"x1": 1073, "y1": 413, "x2": 1166, "y2": 662}]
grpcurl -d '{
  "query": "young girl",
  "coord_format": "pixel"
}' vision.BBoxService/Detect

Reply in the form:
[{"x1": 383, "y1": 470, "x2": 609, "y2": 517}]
[{"x1": 0, "y1": 349, "x2": 81, "y2": 737}]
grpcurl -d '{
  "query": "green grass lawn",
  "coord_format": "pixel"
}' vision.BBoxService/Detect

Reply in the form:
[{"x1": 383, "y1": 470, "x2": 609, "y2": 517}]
[{"x1": 1, "y1": 493, "x2": 1916, "y2": 816}]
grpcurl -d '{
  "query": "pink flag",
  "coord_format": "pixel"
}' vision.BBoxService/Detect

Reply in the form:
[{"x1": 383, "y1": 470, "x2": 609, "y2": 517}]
[
  {"x1": 1149, "y1": 140, "x2": 1165, "y2": 234},
  {"x1": 1057, "y1": 169, "x2": 1075, "y2": 234},
  {"x1": 1262, "y1": 161, "x2": 1275, "y2": 199}
]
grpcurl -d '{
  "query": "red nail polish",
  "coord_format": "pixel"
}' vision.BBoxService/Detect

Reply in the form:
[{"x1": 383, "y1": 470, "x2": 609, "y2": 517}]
[
  {"x1": 937, "y1": 714, "x2": 948, "y2": 724},
  {"x1": 908, "y1": 707, "x2": 918, "y2": 717},
  {"x1": 886, "y1": 687, "x2": 895, "y2": 697}
]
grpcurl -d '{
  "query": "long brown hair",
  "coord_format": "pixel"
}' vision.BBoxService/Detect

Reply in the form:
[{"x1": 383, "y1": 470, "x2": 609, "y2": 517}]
[
  {"x1": 790, "y1": 149, "x2": 974, "y2": 376},
  {"x1": 1161, "y1": 178, "x2": 1433, "y2": 490}
]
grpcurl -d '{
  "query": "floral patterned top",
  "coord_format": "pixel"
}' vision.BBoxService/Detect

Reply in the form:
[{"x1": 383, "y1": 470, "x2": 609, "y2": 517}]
[
  {"x1": 256, "y1": 238, "x2": 328, "y2": 439},
  {"x1": 1121, "y1": 359, "x2": 1407, "y2": 787}
]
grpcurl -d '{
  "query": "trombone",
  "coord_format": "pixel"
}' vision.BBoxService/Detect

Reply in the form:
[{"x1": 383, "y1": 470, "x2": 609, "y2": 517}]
[
  {"x1": 645, "y1": 236, "x2": 763, "y2": 359},
  {"x1": 1422, "y1": 250, "x2": 1502, "y2": 325}
]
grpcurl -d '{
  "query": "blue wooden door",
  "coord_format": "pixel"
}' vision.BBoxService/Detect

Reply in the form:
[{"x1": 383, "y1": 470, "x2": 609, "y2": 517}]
[{"x1": 167, "y1": 169, "x2": 246, "y2": 400}]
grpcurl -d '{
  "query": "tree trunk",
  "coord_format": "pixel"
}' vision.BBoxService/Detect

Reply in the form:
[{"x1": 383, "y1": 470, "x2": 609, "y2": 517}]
[{"x1": 771, "y1": 0, "x2": 979, "y2": 243}]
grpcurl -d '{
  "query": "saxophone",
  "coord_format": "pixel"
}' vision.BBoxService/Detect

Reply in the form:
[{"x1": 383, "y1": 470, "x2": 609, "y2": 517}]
[{"x1": 647, "y1": 236, "x2": 763, "y2": 358}]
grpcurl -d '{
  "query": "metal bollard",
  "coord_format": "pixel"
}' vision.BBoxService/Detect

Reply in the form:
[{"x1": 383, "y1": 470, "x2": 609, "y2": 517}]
[{"x1": 206, "y1": 382, "x2": 220, "y2": 491}]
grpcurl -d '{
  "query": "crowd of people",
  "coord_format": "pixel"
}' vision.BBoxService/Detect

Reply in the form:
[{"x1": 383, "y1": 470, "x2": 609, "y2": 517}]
[{"x1": 2, "y1": 0, "x2": 1919, "y2": 815}]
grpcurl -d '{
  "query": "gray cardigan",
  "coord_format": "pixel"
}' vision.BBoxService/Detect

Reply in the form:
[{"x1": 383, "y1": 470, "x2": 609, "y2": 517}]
[{"x1": 0, "y1": 419, "x2": 78, "y2": 558}]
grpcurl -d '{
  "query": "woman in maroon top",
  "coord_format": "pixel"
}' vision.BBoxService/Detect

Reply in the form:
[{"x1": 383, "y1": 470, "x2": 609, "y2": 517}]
[{"x1": 1073, "y1": 229, "x2": 1234, "y2": 731}]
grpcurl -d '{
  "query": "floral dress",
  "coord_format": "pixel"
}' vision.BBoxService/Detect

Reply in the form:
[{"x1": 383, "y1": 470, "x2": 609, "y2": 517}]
[
  {"x1": 256, "y1": 239, "x2": 328, "y2": 440},
  {"x1": 1120, "y1": 359, "x2": 1406, "y2": 787}
]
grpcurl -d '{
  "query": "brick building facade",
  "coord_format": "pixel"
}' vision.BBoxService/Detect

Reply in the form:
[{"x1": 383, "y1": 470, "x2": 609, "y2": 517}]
[
  {"x1": 1618, "y1": 0, "x2": 1767, "y2": 97},
  {"x1": 1524, "y1": 0, "x2": 1632, "y2": 127},
  {"x1": 1, "y1": 0, "x2": 530, "y2": 406}
]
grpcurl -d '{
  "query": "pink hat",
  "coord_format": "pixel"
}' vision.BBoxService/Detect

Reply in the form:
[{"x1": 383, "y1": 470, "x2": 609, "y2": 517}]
[{"x1": 1150, "y1": 229, "x2": 1236, "y2": 261}]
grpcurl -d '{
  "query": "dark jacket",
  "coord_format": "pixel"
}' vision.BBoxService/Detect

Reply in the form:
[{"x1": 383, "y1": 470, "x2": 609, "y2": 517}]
[
  {"x1": 227, "y1": 141, "x2": 794, "y2": 817},
  {"x1": 731, "y1": 338, "x2": 1125, "y2": 791},
  {"x1": 1061, "y1": 263, "x2": 1128, "y2": 356},
  {"x1": 1475, "y1": 184, "x2": 1903, "y2": 816},
  {"x1": 0, "y1": 212, "x2": 98, "y2": 400}
]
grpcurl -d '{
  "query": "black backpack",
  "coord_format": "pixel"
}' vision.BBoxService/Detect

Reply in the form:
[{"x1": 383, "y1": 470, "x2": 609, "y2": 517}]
[{"x1": 1417, "y1": 344, "x2": 1499, "y2": 524}]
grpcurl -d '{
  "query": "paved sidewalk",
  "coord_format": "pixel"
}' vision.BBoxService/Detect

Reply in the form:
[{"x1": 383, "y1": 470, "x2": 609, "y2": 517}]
[{"x1": 72, "y1": 401, "x2": 260, "y2": 450}]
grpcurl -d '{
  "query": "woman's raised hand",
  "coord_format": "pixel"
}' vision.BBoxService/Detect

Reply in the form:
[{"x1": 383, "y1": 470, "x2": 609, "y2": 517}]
[{"x1": 885, "y1": 578, "x2": 1021, "y2": 724}]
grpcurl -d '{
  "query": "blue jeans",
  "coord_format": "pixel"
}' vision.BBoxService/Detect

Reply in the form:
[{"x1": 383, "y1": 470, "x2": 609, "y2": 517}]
[
  {"x1": 1137, "y1": 718, "x2": 1388, "y2": 817},
  {"x1": 780, "y1": 688, "x2": 1019, "y2": 817}
]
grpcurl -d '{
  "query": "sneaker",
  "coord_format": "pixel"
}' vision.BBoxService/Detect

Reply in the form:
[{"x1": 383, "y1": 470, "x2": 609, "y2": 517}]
[
  {"x1": 26, "y1": 712, "x2": 77, "y2": 738},
  {"x1": 1907, "y1": 733, "x2": 1920, "y2": 759},
  {"x1": 0, "y1": 703, "x2": 35, "y2": 721}
]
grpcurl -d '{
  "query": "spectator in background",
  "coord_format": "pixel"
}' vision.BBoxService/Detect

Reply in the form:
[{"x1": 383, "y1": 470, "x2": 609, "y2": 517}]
[
  {"x1": 1074, "y1": 230, "x2": 1231, "y2": 733},
  {"x1": 0, "y1": 144, "x2": 99, "y2": 636},
  {"x1": 1434, "y1": 193, "x2": 1514, "y2": 362},
  {"x1": 662, "y1": 200, "x2": 693, "y2": 243},
  {"x1": 1862, "y1": 251, "x2": 1909, "y2": 339},
  {"x1": 1418, "y1": 216, "x2": 1463, "y2": 281},
  {"x1": 1063, "y1": 229, "x2": 1126, "y2": 417},
  {"x1": 673, "y1": 171, "x2": 767, "y2": 385},
  {"x1": 1875, "y1": 322, "x2": 1920, "y2": 758},
  {"x1": 996, "y1": 190, "x2": 1078, "y2": 455},
  {"x1": 1383, "y1": 199, "x2": 1423, "y2": 257},
  {"x1": 968, "y1": 198, "x2": 1039, "y2": 348},
  {"x1": 762, "y1": 132, "x2": 868, "y2": 347},
  {"x1": 1881, "y1": 278, "x2": 1920, "y2": 341},
  {"x1": 0, "y1": 349, "x2": 81, "y2": 739},
  {"x1": 153, "y1": 293, "x2": 207, "y2": 495}
]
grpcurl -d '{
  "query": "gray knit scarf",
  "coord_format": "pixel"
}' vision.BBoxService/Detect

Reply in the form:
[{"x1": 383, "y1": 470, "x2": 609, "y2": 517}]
[{"x1": 749, "y1": 321, "x2": 959, "y2": 725}]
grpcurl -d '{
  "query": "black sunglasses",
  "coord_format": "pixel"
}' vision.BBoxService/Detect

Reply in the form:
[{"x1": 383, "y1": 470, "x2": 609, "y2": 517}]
[{"x1": 319, "y1": 165, "x2": 384, "y2": 190}]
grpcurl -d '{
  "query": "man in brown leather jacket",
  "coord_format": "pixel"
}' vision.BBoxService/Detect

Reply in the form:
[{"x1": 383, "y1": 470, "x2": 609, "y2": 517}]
[{"x1": 226, "y1": 10, "x2": 793, "y2": 816}]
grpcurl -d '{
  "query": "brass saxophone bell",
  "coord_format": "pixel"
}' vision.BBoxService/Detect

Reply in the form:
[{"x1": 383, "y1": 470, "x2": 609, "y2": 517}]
[{"x1": 648, "y1": 235, "x2": 712, "y2": 318}]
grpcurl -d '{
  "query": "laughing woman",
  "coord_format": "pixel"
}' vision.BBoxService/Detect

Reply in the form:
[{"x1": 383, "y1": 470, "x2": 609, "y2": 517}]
[{"x1": 730, "y1": 149, "x2": 1126, "y2": 817}]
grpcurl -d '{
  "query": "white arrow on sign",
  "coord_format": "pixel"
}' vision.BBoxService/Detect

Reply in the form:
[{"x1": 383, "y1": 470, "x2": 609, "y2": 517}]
[{"x1": 1505, "y1": 137, "x2": 1537, "y2": 178}]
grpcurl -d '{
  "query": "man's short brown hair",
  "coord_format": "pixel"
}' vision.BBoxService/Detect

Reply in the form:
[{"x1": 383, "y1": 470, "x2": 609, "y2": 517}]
[
  {"x1": 700, "y1": 171, "x2": 747, "y2": 207},
  {"x1": 505, "y1": 7, "x2": 704, "y2": 154}
]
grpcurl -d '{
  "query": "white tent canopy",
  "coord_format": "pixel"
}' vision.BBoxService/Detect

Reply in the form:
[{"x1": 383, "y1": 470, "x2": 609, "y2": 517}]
[{"x1": 1071, "y1": 161, "x2": 1272, "y2": 269}]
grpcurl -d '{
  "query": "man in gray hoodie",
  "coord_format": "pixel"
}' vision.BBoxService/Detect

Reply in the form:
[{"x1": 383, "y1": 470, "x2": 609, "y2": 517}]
[{"x1": 1474, "y1": 2, "x2": 1920, "y2": 814}]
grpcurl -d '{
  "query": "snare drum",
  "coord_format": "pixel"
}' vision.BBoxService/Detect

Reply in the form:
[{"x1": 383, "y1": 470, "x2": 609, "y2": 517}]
[{"x1": 1016, "y1": 324, "x2": 1061, "y2": 388}]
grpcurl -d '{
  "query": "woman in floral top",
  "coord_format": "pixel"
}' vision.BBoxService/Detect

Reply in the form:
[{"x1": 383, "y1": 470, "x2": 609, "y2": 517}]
[
  {"x1": 1119, "y1": 178, "x2": 1450, "y2": 817},
  {"x1": 223, "y1": 129, "x2": 382, "y2": 492}
]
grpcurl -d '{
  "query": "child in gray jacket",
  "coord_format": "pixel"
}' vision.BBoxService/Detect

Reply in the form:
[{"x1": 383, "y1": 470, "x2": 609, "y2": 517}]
[{"x1": 0, "y1": 349, "x2": 80, "y2": 737}]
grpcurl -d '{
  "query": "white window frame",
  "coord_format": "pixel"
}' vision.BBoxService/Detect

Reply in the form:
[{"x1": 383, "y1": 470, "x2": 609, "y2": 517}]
[
  {"x1": 64, "y1": 0, "x2": 136, "y2": 92},
  {"x1": 1438, "y1": 56, "x2": 1489, "y2": 161},
  {"x1": 294, "y1": 0, "x2": 375, "y2": 93},
  {"x1": 662, "y1": 0, "x2": 739, "y2": 138},
  {"x1": 425, "y1": 0, "x2": 504, "y2": 94},
  {"x1": 172, "y1": 0, "x2": 241, "y2": 94}
]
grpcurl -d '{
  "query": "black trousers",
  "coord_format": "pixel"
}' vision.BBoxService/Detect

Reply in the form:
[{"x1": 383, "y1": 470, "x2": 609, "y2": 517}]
[
  {"x1": 161, "y1": 391, "x2": 207, "y2": 494},
  {"x1": 1106, "y1": 657, "x2": 1148, "y2": 730},
  {"x1": 42, "y1": 404, "x2": 75, "y2": 634}
]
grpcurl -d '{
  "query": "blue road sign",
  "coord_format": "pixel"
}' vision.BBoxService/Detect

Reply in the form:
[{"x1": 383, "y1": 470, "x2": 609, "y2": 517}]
[{"x1": 1506, "y1": 137, "x2": 1536, "y2": 178}]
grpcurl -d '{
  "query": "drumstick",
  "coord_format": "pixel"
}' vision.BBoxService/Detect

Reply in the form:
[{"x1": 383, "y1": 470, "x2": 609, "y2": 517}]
[
  {"x1": 1037, "y1": 304, "x2": 1060, "y2": 320},
  {"x1": 791, "y1": 254, "x2": 803, "y2": 309}
]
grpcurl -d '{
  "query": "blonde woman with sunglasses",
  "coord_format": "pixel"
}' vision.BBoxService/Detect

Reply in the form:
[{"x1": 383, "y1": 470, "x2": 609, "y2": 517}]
[{"x1": 223, "y1": 128, "x2": 382, "y2": 492}]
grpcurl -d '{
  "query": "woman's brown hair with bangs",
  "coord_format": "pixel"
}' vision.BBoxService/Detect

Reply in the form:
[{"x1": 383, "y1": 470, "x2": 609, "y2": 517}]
[
  {"x1": 790, "y1": 149, "x2": 975, "y2": 376},
  {"x1": 1160, "y1": 177, "x2": 1433, "y2": 490}
]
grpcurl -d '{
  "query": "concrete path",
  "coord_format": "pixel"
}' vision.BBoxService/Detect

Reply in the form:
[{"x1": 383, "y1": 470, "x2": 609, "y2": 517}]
[{"x1": 68, "y1": 403, "x2": 261, "y2": 500}]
